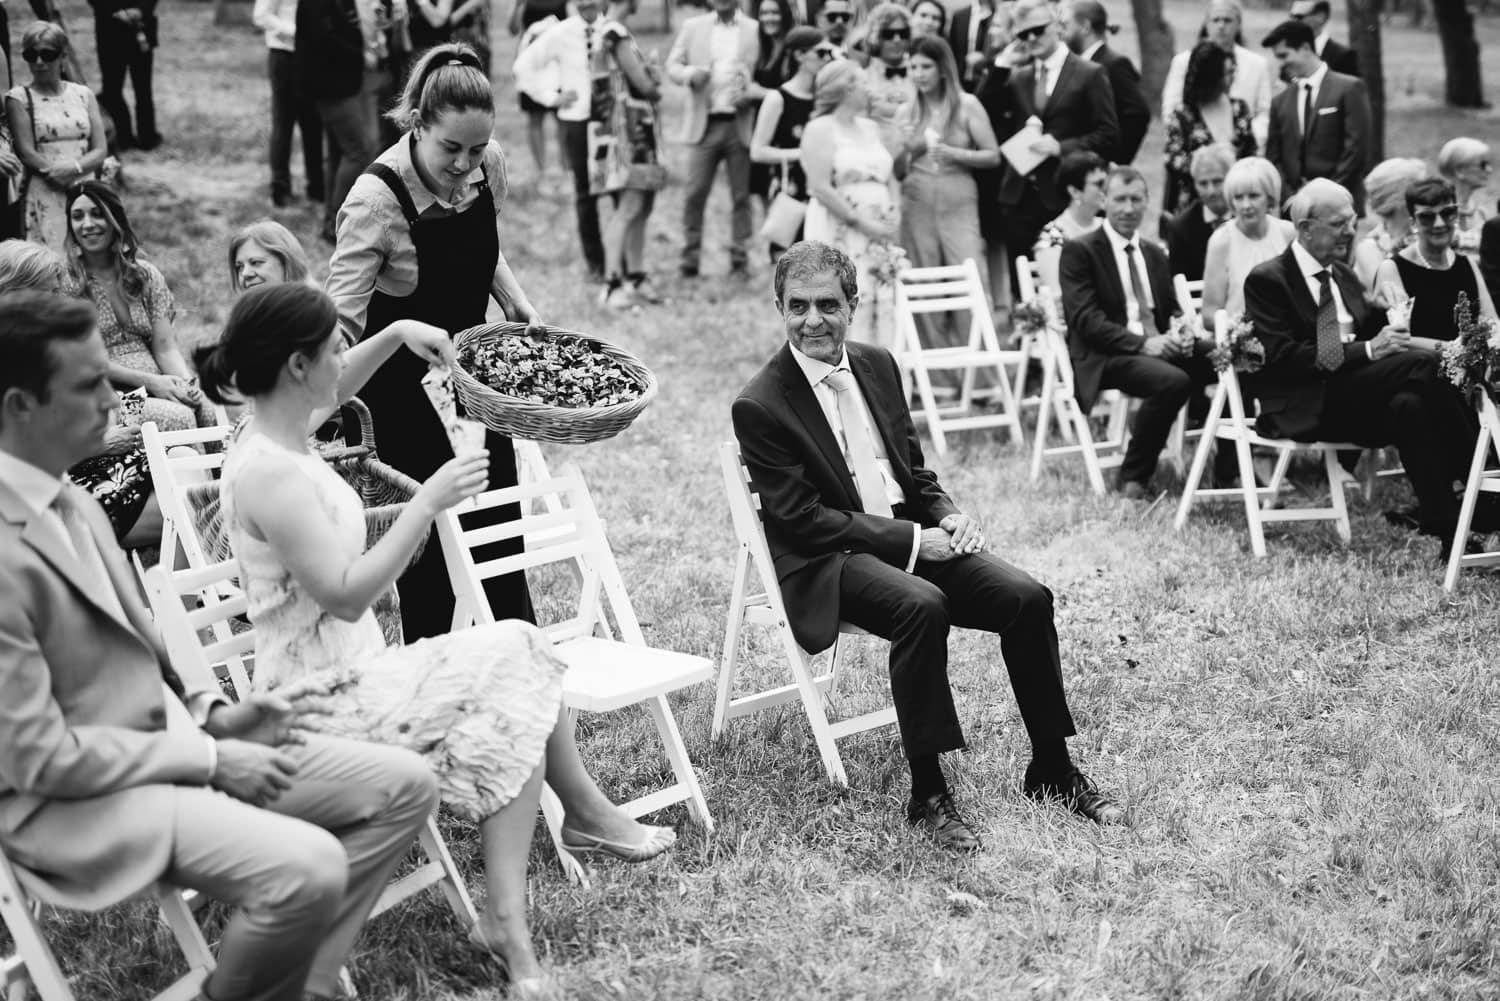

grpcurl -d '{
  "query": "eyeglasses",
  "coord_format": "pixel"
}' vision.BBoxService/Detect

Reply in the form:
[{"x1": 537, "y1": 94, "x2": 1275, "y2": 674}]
[
  {"x1": 812, "y1": 46, "x2": 837, "y2": 59},
  {"x1": 1015, "y1": 24, "x2": 1050, "y2": 41},
  {"x1": 21, "y1": 47, "x2": 61, "y2": 64},
  {"x1": 1466, "y1": 160, "x2": 1493, "y2": 171},
  {"x1": 822, "y1": 11, "x2": 851, "y2": 22},
  {"x1": 1413, "y1": 205, "x2": 1459, "y2": 226},
  {"x1": 879, "y1": 26, "x2": 911, "y2": 40},
  {"x1": 1287, "y1": 11, "x2": 1308, "y2": 19}
]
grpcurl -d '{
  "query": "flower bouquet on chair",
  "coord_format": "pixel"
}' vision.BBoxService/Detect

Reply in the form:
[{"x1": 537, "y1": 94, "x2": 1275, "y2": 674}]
[
  {"x1": 1439, "y1": 292, "x2": 1500, "y2": 405},
  {"x1": 1208, "y1": 313, "x2": 1266, "y2": 374}
]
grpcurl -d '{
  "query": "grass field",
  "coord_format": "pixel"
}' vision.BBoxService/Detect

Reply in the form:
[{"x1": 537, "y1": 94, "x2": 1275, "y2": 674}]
[{"x1": 7, "y1": 0, "x2": 1500, "y2": 998}]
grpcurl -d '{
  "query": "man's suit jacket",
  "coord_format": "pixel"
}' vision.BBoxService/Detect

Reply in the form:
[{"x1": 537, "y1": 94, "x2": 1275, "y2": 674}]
[
  {"x1": 978, "y1": 51, "x2": 1119, "y2": 212},
  {"x1": 731, "y1": 342, "x2": 959, "y2": 653},
  {"x1": 1090, "y1": 42, "x2": 1149, "y2": 163},
  {"x1": 947, "y1": 3, "x2": 992, "y2": 90},
  {"x1": 1478, "y1": 216, "x2": 1500, "y2": 306},
  {"x1": 0, "y1": 479, "x2": 214, "y2": 909},
  {"x1": 1242, "y1": 246, "x2": 1387, "y2": 440},
  {"x1": 296, "y1": 0, "x2": 365, "y2": 101},
  {"x1": 1058, "y1": 226, "x2": 1179, "y2": 411},
  {"x1": 665, "y1": 12, "x2": 761, "y2": 145},
  {"x1": 1264, "y1": 69, "x2": 1373, "y2": 213},
  {"x1": 1320, "y1": 37, "x2": 1360, "y2": 77},
  {"x1": 1162, "y1": 200, "x2": 1220, "y2": 283}
]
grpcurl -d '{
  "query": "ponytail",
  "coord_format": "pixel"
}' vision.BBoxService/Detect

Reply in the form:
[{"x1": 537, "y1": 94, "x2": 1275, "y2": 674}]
[
  {"x1": 197, "y1": 284, "x2": 339, "y2": 404},
  {"x1": 387, "y1": 43, "x2": 493, "y2": 132}
]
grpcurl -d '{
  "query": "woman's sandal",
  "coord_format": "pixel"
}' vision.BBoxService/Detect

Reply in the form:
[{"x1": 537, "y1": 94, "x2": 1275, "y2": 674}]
[
  {"x1": 466, "y1": 928, "x2": 556, "y2": 1000},
  {"x1": 558, "y1": 823, "x2": 676, "y2": 863}
]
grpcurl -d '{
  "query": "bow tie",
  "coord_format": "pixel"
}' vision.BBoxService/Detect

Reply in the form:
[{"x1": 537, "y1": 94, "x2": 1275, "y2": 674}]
[{"x1": 884, "y1": 64, "x2": 907, "y2": 79}]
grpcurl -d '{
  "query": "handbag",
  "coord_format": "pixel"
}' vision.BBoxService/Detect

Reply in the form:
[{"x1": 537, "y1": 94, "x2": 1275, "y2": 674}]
[{"x1": 758, "y1": 163, "x2": 806, "y2": 246}]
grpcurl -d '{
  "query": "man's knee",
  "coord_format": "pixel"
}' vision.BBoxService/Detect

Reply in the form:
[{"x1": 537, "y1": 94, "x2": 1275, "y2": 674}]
[
  {"x1": 381, "y1": 747, "x2": 440, "y2": 818},
  {"x1": 891, "y1": 578, "x2": 949, "y2": 632},
  {"x1": 271, "y1": 828, "x2": 349, "y2": 919},
  {"x1": 1152, "y1": 365, "x2": 1194, "y2": 404}
]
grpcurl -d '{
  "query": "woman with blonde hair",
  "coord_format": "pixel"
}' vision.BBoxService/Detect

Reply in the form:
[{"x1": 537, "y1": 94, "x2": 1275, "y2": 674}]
[
  {"x1": 229, "y1": 218, "x2": 315, "y2": 293},
  {"x1": 1353, "y1": 157, "x2": 1425, "y2": 292},
  {"x1": 1200, "y1": 156, "x2": 1294, "y2": 322},
  {"x1": 1437, "y1": 137, "x2": 1492, "y2": 251}
]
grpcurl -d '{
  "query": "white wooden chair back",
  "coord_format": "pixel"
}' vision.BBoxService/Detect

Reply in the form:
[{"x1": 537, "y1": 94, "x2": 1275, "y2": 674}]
[
  {"x1": 891, "y1": 258, "x2": 1025, "y2": 455},
  {"x1": 713, "y1": 442, "x2": 893, "y2": 787},
  {"x1": 141, "y1": 421, "x2": 233, "y2": 571},
  {"x1": 1444, "y1": 393, "x2": 1500, "y2": 589}
]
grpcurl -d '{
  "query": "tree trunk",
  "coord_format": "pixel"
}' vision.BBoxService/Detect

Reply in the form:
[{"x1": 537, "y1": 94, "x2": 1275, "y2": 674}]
[
  {"x1": 1346, "y1": 0, "x2": 1385, "y2": 159},
  {"x1": 1431, "y1": 0, "x2": 1485, "y2": 107},
  {"x1": 1129, "y1": 0, "x2": 1175, "y2": 109}
]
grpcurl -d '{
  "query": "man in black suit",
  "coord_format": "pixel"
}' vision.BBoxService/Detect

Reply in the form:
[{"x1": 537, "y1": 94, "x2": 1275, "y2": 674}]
[
  {"x1": 732, "y1": 241, "x2": 1124, "y2": 853},
  {"x1": 1262, "y1": 19, "x2": 1372, "y2": 214},
  {"x1": 1244, "y1": 179, "x2": 1483, "y2": 554},
  {"x1": 1059, "y1": 166, "x2": 1221, "y2": 497},
  {"x1": 88, "y1": 0, "x2": 160, "y2": 150},
  {"x1": 1162, "y1": 144, "x2": 1233, "y2": 283},
  {"x1": 979, "y1": 0, "x2": 1119, "y2": 267},
  {"x1": 297, "y1": 0, "x2": 373, "y2": 243},
  {"x1": 1288, "y1": 0, "x2": 1359, "y2": 76},
  {"x1": 1059, "y1": 0, "x2": 1148, "y2": 164},
  {"x1": 1479, "y1": 215, "x2": 1500, "y2": 305},
  {"x1": 947, "y1": 0, "x2": 993, "y2": 91}
]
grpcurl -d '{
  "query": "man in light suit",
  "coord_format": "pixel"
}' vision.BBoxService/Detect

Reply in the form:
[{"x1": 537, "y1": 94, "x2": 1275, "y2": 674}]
[
  {"x1": 1262, "y1": 19, "x2": 1372, "y2": 214},
  {"x1": 946, "y1": 0, "x2": 993, "y2": 91},
  {"x1": 666, "y1": 0, "x2": 759, "y2": 278},
  {"x1": 1059, "y1": 166, "x2": 1222, "y2": 497},
  {"x1": 978, "y1": 0, "x2": 1119, "y2": 266},
  {"x1": 1288, "y1": 0, "x2": 1359, "y2": 77},
  {"x1": 1160, "y1": 0, "x2": 1274, "y2": 149},
  {"x1": 732, "y1": 242, "x2": 1124, "y2": 855},
  {"x1": 1059, "y1": 0, "x2": 1149, "y2": 164},
  {"x1": 0, "y1": 292, "x2": 438, "y2": 1001}
]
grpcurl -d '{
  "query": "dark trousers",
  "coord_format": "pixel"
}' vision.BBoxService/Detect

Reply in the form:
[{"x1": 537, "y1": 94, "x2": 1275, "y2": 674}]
[
  {"x1": 316, "y1": 92, "x2": 375, "y2": 225},
  {"x1": 1099, "y1": 341, "x2": 1219, "y2": 486},
  {"x1": 999, "y1": 185, "x2": 1057, "y2": 266},
  {"x1": 268, "y1": 49, "x2": 324, "y2": 200},
  {"x1": 680, "y1": 116, "x2": 751, "y2": 271},
  {"x1": 558, "y1": 119, "x2": 605, "y2": 276},
  {"x1": 836, "y1": 551, "x2": 1077, "y2": 760},
  {"x1": 96, "y1": 23, "x2": 155, "y2": 146},
  {"x1": 1314, "y1": 351, "x2": 1476, "y2": 526}
]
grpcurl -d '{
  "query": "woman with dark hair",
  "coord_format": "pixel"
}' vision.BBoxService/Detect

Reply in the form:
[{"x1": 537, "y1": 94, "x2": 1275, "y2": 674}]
[
  {"x1": 750, "y1": 27, "x2": 831, "y2": 262},
  {"x1": 201, "y1": 282, "x2": 673, "y2": 998},
  {"x1": 1162, "y1": 40, "x2": 1255, "y2": 214},
  {"x1": 747, "y1": 0, "x2": 795, "y2": 211},
  {"x1": 908, "y1": 0, "x2": 945, "y2": 39},
  {"x1": 1374, "y1": 177, "x2": 1498, "y2": 347},
  {"x1": 62, "y1": 180, "x2": 214, "y2": 433},
  {"x1": 1032, "y1": 150, "x2": 1106, "y2": 290},
  {"x1": 325, "y1": 43, "x2": 543, "y2": 644}
]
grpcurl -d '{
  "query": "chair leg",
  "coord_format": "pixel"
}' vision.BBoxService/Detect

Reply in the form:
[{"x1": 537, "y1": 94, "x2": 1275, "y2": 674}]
[
  {"x1": 156, "y1": 887, "x2": 215, "y2": 979},
  {"x1": 644, "y1": 695, "x2": 714, "y2": 832},
  {"x1": 712, "y1": 550, "x2": 751, "y2": 739},
  {"x1": 0, "y1": 907, "x2": 75, "y2": 1001},
  {"x1": 1070, "y1": 399, "x2": 1107, "y2": 495},
  {"x1": 416, "y1": 815, "x2": 482, "y2": 925},
  {"x1": 539, "y1": 782, "x2": 590, "y2": 886},
  {"x1": 1323, "y1": 449, "x2": 1352, "y2": 544},
  {"x1": 912, "y1": 366, "x2": 948, "y2": 457},
  {"x1": 777, "y1": 629, "x2": 849, "y2": 786},
  {"x1": 1030, "y1": 353, "x2": 1058, "y2": 481},
  {"x1": 1234, "y1": 434, "x2": 1267, "y2": 558},
  {"x1": 1446, "y1": 423, "x2": 1493, "y2": 590},
  {"x1": 1175, "y1": 382, "x2": 1226, "y2": 531}
]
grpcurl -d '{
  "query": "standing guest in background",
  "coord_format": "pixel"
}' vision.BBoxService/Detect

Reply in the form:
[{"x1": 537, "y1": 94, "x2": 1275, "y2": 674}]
[
  {"x1": 298, "y1": 0, "x2": 373, "y2": 243},
  {"x1": 787, "y1": 0, "x2": 822, "y2": 26},
  {"x1": 360, "y1": 0, "x2": 410, "y2": 151},
  {"x1": 1202, "y1": 155, "x2": 1295, "y2": 321},
  {"x1": 88, "y1": 0, "x2": 160, "y2": 151},
  {"x1": 972, "y1": 5, "x2": 1016, "y2": 309},
  {"x1": 751, "y1": 28, "x2": 830, "y2": 262},
  {"x1": 411, "y1": 0, "x2": 492, "y2": 69},
  {"x1": 817, "y1": 0, "x2": 854, "y2": 54},
  {"x1": 747, "y1": 0, "x2": 794, "y2": 212},
  {"x1": 229, "y1": 218, "x2": 315, "y2": 294},
  {"x1": 1287, "y1": 0, "x2": 1358, "y2": 76},
  {"x1": 254, "y1": 0, "x2": 326, "y2": 208},
  {"x1": 512, "y1": 0, "x2": 568, "y2": 185},
  {"x1": 1479, "y1": 215, "x2": 1500, "y2": 305},
  {"x1": 1161, "y1": 1, "x2": 1272, "y2": 150},
  {"x1": 979, "y1": 0, "x2": 1118, "y2": 276},
  {"x1": 592, "y1": 0, "x2": 667, "y2": 309},
  {"x1": 5, "y1": 22, "x2": 107, "y2": 253},
  {"x1": 1437, "y1": 137, "x2": 1492, "y2": 252},
  {"x1": 1262, "y1": 19, "x2": 1371, "y2": 214},
  {"x1": 1162, "y1": 41, "x2": 1255, "y2": 215},
  {"x1": 1373, "y1": 178, "x2": 1497, "y2": 346},
  {"x1": 513, "y1": 0, "x2": 610, "y2": 283},
  {"x1": 909, "y1": 0, "x2": 946, "y2": 40},
  {"x1": 1031, "y1": 149, "x2": 1105, "y2": 291},
  {"x1": 1059, "y1": 0, "x2": 1148, "y2": 165},
  {"x1": 1163, "y1": 143, "x2": 1232, "y2": 284},
  {"x1": 327, "y1": 44, "x2": 542, "y2": 641},
  {"x1": 859, "y1": 3, "x2": 916, "y2": 152},
  {"x1": 946, "y1": 0, "x2": 991, "y2": 91},
  {"x1": 0, "y1": 20, "x2": 21, "y2": 241},
  {"x1": 666, "y1": 0, "x2": 759, "y2": 279},
  {"x1": 1352, "y1": 157, "x2": 1425, "y2": 292}
]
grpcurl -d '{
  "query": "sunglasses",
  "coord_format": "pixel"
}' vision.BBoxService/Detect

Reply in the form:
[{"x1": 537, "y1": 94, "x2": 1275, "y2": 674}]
[
  {"x1": 812, "y1": 46, "x2": 837, "y2": 58},
  {"x1": 1413, "y1": 205, "x2": 1459, "y2": 226},
  {"x1": 1015, "y1": 24, "x2": 1050, "y2": 41},
  {"x1": 22, "y1": 47, "x2": 61, "y2": 64},
  {"x1": 822, "y1": 11, "x2": 851, "y2": 22},
  {"x1": 879, "y1": 27, "x2": 911, "y2": 40}
]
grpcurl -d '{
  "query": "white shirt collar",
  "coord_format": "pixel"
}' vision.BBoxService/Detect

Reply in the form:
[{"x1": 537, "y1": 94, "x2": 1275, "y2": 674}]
[
  {"x1": 1039, "y1": 42, "x2": 1068, "y2": 79},
  {"x1": 711, "y1": 9, "x2": 742, "y2": 26},
  {"x1": 1103, "y1": 220, "x2": 1140, "y2": 253},
  {"x1": 391, "y1": 131, "x2": 487, "y2": 214},
  {"x1": 1081, "y1": 40, "x2": 1104, "y2": 61},
  {"x1": 1203, "y1": 203, "x2": 1226, "y2": 225},
  {"x1": 1290, "y1": 238, "x2": 1330, "y2": 279},
  {"x1": 788, "y1": 342, "x2": 848, "y2": 388},
  {"x1": 1299, "y1": 61, "x2": 1329, "y2": 93},
  {"x1": 0, "y1": 446, "x2": 66, "y2": 520}
]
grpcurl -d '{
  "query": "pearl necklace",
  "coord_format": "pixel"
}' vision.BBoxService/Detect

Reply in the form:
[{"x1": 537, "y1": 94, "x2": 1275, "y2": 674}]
[{"x1": 1417, "y1": 246, "x2": 1451, "y2": 270}]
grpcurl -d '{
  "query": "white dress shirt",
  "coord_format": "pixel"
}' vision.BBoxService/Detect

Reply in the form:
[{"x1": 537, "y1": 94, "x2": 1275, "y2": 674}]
[
  {"x1": 1296, "y1": 61, "x2": 1330, "y2": 135},
  {"x1": 252, "y1": 0, "x2": 298, "y2": 51},
  {"x1": 1034, "y1": 42, "x2": 1069, "y2": 102},
  {"x1": 708, "y1": 12, "x2": 749, "y2": 115},
  {"x1": 512, "y1": 14, "x2": 604, "y2": 122},
  {"x1": 1290, "y1": 239, "x2": 1356, "y2": 344},
  {"x1": 788, "y1": 344, "x2": 920, "y2": 572},
  {"x1": 1102, "y1": 221, "x2": 1153, "y2": 336},
  {"x1": 1313, "y1": 28, "x2": 1331, "y2": 58}
]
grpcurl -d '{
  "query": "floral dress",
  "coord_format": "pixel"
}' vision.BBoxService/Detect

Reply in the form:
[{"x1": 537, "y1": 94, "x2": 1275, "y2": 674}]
[
  {"x1": 8, "y1": 82, "x2": 95, "y2": 253},
  {"x1": 1163, "y1": 97, "x2": 1256, "y2": 214},
  {"x1": 223, "y1": 432, "x2": 567, "y2": 821},
  {"x1": 586, "y1": 19, "x2": 665, "y2": 197}
]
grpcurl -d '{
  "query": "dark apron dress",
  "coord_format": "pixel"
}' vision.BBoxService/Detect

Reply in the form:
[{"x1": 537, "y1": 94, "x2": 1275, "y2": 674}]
[{"x1": 357, "y1": 154, "x2": 535, "y2": 641}]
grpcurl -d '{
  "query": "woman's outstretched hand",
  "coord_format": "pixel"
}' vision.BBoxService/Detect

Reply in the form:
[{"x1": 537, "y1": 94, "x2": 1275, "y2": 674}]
[
  {"x1": 398, "y1": 319, "x2": 456, "y2": 368},
  {"x1": 415, "y1": 451, "x2": 490, "y2": 517}
]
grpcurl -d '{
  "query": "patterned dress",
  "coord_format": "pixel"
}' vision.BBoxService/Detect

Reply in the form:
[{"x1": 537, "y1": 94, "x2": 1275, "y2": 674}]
[
  {"x1": 8, "y1": 82, "x2": 95, "y2": 253},
  {"x1": 1162, "y1": 97, "x2": 1256, "y2": 214},
  {"x1": 222, "y1": 432, "x2": 566, "y2": 820}
]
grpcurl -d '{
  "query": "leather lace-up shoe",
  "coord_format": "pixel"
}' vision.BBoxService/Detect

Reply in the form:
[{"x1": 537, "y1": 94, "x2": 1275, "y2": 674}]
[
  {"x1": 906, "y1": 791, "x2": 982, "y2": 852},
  {"x1": 1023, "y1": 768, "x2": 1125, "y2": 825}
]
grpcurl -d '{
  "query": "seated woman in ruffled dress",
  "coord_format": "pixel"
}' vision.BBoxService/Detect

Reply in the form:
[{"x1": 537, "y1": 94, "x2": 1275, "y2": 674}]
[{"x1": 197, "y1": 284, "x2": 675, "y2": 996}]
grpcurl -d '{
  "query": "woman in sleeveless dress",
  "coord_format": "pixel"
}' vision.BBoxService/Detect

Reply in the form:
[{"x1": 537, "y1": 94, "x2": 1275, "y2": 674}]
[
  {"x1": 1162, "y1": 41, "x2": 1256, "y2": 215},
  {"x1": 750, "y1": 27, "x2": 829, "y2": 262},
  {"x1": 199, "y1": 284, "x2": 674, "y2": 996},
  {"x1": 801, "y1": 59, "x2": 901, "y2": 347},
  {"x1": 4, "y1": 22, "x2": 107, "y2": 253},
  {"x1": 1202, "y1": 157, "x2": 1296, "y2": 322}
]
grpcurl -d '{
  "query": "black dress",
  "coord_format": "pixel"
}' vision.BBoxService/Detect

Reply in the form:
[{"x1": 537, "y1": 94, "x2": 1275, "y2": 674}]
[
  {"x1": 749, "y1": 41, "x2": 792, "y2": 200},
  {"x1": 1394, "y1": 253, "x2": 1481, "y2": 342}
]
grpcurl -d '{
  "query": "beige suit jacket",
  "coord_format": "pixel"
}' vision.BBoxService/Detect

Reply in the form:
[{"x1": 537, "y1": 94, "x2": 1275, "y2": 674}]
[
  {"x1": 665, "y1": 11, "x2": 760, "y2": 146},
  {"x1": 0, "y1": 477, "x2": 215, "y2": 908}
]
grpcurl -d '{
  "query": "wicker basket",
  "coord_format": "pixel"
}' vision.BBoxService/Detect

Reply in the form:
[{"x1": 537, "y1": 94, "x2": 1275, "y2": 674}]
[{"x1": 451, "y1": 322, "x2": 657, "y2": 444}]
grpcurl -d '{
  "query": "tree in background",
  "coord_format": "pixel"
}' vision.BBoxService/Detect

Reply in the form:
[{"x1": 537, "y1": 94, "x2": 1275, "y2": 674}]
[
  {"x1": 1130, "y1": 0, "x2": 1174, "y2": 105},
  {"x1": 1347, "y1": 0, "x2": 1385, "y2": 159},
  {"x1": 1432, "y1": 0, "x2": 1485, "y2": 106}
]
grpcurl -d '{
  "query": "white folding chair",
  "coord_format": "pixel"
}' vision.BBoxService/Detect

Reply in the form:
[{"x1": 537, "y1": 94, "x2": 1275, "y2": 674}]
[
  {"x1": 1010, "y1": 254, "x2": 1053, "y2": 415},
  {"x1": 436, "y1": 466, "x2": 715, "y2": 856},
  {"x1": 1174, "y1": 310, "x2": 1357, "y2": 556},
  {"x1": 1165, "y1": 272, "x2": 1212, "y2": 470},
  {"x1": 141, "y1": 561, "x2": 481, "y2": 937},
  {"x1": 140, "y1": 421, "x2": 233, "y2": 572},
  {"x1": 713, "y1": 442, "x2": 897, "y2": 786},
  {"x1": 1444, "y1": 394, "x2": 1500, "y2": 589},
  {"x1": 892, "y1": 258, "x2": 1026, "y2": 456},
  {"x1": 1, "y1": 849, "x2": 212, "y2": 1001}
]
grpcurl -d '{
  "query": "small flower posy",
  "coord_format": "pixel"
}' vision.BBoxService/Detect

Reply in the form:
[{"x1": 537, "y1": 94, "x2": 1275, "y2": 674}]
[
  {"x1": 865, "y1": 241, "x2": 911, "y2": 287},
  {"x1": 1439, "y1": 292, "x2": 1500, "y2": 403},
  {"x1": 1207, "y1": 313, "x2": 1266, "y2": 374},
  {"x1": 1011, "y1": 299, "x2": 1052, "y2": 338}
]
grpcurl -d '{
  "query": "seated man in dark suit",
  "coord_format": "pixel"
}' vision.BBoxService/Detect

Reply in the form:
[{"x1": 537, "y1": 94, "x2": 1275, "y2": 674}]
[
  {"x1": 1163, "y1": 144, "x2": 1233, "y2": 284},
  {"x1": 1479, "y1": 215, "x2": 1500, "y2": 304},
  {"x1": 1059, "y1": 166, "x2": 1221, "y2": 498},
  {"x1": 732, "y1": 241, "x2": 1123, "y2": 853},
  {"x1": 1243, "y1": 179, "x2": 1485, "y2": 555}
]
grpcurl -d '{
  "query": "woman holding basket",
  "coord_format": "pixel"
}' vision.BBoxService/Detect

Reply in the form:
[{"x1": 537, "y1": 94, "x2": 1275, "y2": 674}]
[{"x1": 326, "y1": 42, "x2": 541, "y2": 642}]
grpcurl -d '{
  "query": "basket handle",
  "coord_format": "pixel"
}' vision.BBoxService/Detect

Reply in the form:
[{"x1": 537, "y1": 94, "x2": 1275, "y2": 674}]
[{"x1": 343, "y1": 397, "x2": 379, "y2": 455}]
